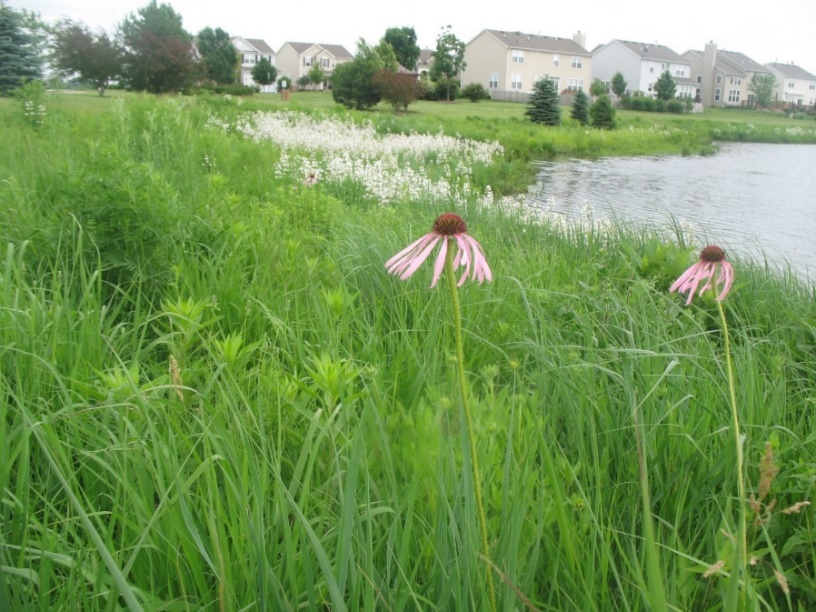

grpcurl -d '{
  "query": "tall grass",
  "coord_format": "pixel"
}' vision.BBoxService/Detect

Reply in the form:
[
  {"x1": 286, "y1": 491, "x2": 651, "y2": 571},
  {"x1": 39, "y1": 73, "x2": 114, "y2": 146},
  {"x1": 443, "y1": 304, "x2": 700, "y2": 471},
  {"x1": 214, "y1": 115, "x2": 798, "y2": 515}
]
[{"x1": 0, "y1": 92, "x2": 814, "y2": 610}]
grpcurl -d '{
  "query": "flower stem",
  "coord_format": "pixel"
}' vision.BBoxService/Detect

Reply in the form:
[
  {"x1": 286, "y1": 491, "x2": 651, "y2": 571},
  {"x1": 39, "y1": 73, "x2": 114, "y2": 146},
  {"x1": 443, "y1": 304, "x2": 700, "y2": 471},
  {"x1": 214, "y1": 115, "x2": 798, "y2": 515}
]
[
  {"x1": 445, "y1": 241, "x2": 497, "y2": 612},
  {"x1": 717, "y1": 299, "x2": 746, "y2": 605}
]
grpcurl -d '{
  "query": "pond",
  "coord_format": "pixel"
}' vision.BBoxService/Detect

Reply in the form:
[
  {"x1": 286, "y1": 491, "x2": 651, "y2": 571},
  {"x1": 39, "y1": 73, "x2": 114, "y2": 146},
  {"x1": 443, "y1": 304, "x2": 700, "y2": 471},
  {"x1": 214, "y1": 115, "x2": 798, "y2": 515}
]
[{"x1": 526, "y1": 143, "x2": 816, "y2": 282}]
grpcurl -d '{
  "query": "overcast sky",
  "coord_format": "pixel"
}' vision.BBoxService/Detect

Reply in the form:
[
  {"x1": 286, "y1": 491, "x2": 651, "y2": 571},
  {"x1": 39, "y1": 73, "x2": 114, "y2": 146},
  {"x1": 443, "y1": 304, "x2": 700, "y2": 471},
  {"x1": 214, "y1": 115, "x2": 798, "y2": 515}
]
[{"x1": 12, "y1": 0, "x2": 816, "y2": 74}]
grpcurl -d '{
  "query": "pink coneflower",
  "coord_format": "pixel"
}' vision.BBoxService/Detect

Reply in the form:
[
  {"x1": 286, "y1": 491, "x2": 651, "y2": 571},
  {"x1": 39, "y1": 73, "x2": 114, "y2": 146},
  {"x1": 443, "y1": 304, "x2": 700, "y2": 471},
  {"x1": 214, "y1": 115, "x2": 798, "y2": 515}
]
[
  {"x1": 670, "y1": 245, "x2": 735, "y2": 305},
  {"x1": 385, "y1": 213, "x2": 492, "y2": 288},
  {"x1": 303, "y1": 172, "x2": 318, "y2": 186}
]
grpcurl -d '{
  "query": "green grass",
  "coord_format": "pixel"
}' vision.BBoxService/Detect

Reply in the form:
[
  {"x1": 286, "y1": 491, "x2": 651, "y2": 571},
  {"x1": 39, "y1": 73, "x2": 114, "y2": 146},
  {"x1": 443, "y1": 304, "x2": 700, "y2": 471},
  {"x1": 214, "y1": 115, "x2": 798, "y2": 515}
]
[{"x1": 0, "y1": 91, "x2": 814, "y2": 611}]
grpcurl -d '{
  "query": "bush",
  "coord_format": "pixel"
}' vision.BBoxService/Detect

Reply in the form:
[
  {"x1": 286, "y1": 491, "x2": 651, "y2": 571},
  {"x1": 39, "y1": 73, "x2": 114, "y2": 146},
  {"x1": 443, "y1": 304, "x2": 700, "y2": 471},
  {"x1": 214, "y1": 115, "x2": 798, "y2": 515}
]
[
  {"x1": 570, "y1": 90, "x2": 590, "y2": 125},
  {"x1": 460, "y1": 83, "x2": 490, "y2": 103},
  {"x1": 666, "y1": 99, "x2": 685, "y2": 114}
]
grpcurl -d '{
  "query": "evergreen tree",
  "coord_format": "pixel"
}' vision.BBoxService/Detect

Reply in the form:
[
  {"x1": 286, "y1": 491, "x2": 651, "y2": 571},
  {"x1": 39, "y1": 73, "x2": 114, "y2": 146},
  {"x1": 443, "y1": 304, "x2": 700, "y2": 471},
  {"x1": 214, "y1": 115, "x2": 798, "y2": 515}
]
[
  {"x1": 654, "y1": 69, "x2": 676, "y2": 101},
  {"x1": 571, "y1": 89, "x2": 590, "y2": 125},
  {"x1": 0, "y1": 3, "x2": 42, "y2": 94},
  {"x1": 526, "y1": 77, "x2": 560, "y2": 125},
  {"x1": 331, "y1": 39, "x2": 383, "y2": 110},
  {"x1": 590, "y1": 94, "x2": 616, "y2": 129},
  {"x1": 611, "y1": 72, "x2": 627, "y2": 97}
]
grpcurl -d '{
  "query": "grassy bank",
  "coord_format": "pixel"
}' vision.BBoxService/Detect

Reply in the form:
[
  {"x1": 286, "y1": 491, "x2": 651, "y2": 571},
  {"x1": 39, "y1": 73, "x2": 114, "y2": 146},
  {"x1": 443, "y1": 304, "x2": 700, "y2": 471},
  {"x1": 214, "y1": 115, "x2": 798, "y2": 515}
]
[{"x1": 0, "y1": 93, "x2": 814, "y2": 610}]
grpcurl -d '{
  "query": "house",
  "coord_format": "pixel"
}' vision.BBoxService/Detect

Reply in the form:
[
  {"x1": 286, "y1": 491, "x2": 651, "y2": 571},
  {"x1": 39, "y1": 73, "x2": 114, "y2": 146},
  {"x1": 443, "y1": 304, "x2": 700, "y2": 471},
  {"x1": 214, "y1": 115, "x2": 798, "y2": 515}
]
[
  {"x1": 592, "y1": 39, "x2": 694, "y2": 98},
  {"x1": 765, "y1": 62, "x2": 816, "y2": 107},
  {"x1": 416, "y1": 49, "x2": 434, "y2": 77},
  {"x1": 276, "y1": 42, "x2": 353, "y2": 89},
  {"x1": 683, "y1": 42, "x2": 773, "y2": 107},
  {"x1": 460, "y1": 29, "x2": 591, "y2": 102},
  {"x1": 231, "y1": 37, "x2": 276, "y2": 93}
]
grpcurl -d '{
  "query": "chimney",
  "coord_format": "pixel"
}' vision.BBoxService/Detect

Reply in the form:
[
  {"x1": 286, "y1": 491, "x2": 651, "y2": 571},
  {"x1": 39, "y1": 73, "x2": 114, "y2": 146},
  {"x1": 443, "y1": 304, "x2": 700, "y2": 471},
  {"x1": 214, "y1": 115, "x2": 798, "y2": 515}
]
[
  {"x1": 573, "y1": 30, "x2": 586, "y2": 50},
  {"x1": 703, "y1": 41, "x2": 717, "y2": 107}
]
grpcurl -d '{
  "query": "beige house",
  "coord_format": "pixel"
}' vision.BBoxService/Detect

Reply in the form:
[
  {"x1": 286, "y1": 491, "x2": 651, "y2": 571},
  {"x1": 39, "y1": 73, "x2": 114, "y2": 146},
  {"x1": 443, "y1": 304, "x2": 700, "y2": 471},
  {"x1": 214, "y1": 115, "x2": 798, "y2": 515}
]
[
  {"x1": 417, "y1": 49, "x2": 434, "y2": 77},
  {"x1": 683, "y1": 42, "x2": 772, "y2": 107},
  {"x1": 592, "y1": 40, "x2": 694, "y2": 98},
  {"x1": 766, "y1": 62, "x2": 816, "y2": 107},
  {"x1": 460, "y1": 29, "x2": 592, "y2": 101},
  {"x1": 231, "y1": 37, "x2": 276, "y2": 93},
  {"x1": 276, "y1": 42, "x2": 353, "y2": 89}
]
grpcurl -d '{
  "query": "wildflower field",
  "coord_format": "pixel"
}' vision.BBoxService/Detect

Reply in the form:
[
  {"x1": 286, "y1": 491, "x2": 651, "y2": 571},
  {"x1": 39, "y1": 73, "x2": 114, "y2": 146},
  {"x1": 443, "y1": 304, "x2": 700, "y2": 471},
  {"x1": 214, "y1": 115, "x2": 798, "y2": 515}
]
[{"x1": 0, "y1": 91, "x2": 814, "y2": 610}]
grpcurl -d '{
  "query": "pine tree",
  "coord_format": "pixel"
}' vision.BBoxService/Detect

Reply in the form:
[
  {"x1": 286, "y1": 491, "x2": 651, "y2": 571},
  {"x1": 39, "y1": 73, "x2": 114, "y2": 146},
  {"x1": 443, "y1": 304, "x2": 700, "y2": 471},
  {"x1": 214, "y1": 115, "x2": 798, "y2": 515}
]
[
  {"x1": 526, "y1": 78, "x2": 560, "y2": 126},
  {"x1": 654, "y1": 69, "x2": 676, "y2": 101},
  {"x1": 571, "y1": 89, "x2": 590, "y2": 125},
  {"x1": 590, "y1": 94, "x2": 616, "y2": 130},
  {"x1": 0, "y1": 4, "x2": 41, "y2": 94}
]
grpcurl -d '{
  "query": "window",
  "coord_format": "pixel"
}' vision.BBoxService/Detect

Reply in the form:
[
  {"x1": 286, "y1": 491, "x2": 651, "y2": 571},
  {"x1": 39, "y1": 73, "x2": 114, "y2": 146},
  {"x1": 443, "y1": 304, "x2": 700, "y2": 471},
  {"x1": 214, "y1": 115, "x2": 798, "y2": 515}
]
[
  {"x1": 553, "y1": 54, "x2": 559, "y2": 67},
  {"x1": 788, "y1": 80, "x2": 795, "y2": 88},
  {"x1": 567, "y1": 78, "x2": 584, "y2": 91},
  {"x1": 571, "y1": 56, "x2": 582, "y2": 68},
  {"x1": 488, "y1": 73, "x2": 498, "y2": 89},
  {"x1": 696, "y1": 74, "x2": 702, "y2": 83},
  {"x1": 730, "y1": 76, "x2": 741, "y2": 85},
  {"x1": 549, "y1": 76, "x2": 560, "y2": 90},
  {"x1": 511, "y1": 74, "x2": 523, "y2": 90},
  {"x1": 304, "y1": 56, "x2": 312, "y2": 66},
  {"x1": 512, "y1": 50, "x2": 524, "y2": 63},
  {"x1": 649, "y1": 66, "x2": 654, "y2": 73},
  {"x1": 675, "y1": 68, "x2": 685, "y2": 77},
  {"x1": 728, "y1": 89, "x2": 740, "y2": 102},
  {"x1": 810, "y1": 81, "x2": 816, "y2": 90},
  {"x1": 714, "y1": 88, "x2": 721, "y2": 101},
  {"x1": 321, "y1": 58, "x2": 330, "y2": 68},
  {"x1": 716, "y1": 75, "x2": 722, "y2": 84}
]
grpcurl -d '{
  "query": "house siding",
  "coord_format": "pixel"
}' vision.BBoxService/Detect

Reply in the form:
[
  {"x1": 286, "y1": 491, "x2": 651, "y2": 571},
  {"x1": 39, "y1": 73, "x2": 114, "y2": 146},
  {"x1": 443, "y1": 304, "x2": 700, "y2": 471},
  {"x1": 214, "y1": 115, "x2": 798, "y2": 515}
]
[{"x1": 461, "y1": 30, "x2": 591, "y2": 100}]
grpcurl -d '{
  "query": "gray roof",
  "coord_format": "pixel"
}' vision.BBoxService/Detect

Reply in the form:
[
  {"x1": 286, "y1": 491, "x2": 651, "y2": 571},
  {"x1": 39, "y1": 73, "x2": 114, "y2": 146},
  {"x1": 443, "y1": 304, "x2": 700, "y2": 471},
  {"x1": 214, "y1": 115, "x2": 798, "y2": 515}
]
[
  {"x1": 483, "y1": 29, "x2": 590, "y2": 56},
  {"x1": 611, "y1": 40, "x2": 688, "y2": 63},
  {"x1": 418, "y1": 49, "x2": 434, "y2": 67},
  {"x1": 245, "y1": 38, "x2": 275, "y2": 54},
  {"x1": 717, "y1": 50, "x2": 769, "y2": 75},
  {"x1": 282, "y1": 42, "x2": 352, "y2": 58},
  {"x1": 766, "y1": 62, "x2": 816, "y2": 79}
]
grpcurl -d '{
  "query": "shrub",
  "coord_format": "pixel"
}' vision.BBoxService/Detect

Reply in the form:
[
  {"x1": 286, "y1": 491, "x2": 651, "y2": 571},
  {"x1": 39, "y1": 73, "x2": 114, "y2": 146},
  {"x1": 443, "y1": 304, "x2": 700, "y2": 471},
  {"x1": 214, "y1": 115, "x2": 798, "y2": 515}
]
[
  {"x1": 460, "y1": 82, "x2": 490, "y2": 103},
  {"x1": 666, "y1": 99, "x2": 685, "y2": 114},
  {"x1": 570, "y1": 89, "x2": 590, "y2": 125},
  {"x1": 195, "y1": 82, "x2": 257, "y2": 96}
]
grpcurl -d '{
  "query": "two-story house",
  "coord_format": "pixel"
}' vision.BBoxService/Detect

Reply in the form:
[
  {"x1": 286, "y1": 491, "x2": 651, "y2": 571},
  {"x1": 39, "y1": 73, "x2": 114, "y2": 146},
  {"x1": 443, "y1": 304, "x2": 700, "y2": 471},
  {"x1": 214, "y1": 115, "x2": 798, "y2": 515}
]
[
  {"x1": 276, "y1": 42, "x2": 353, "y2": 90},
  {"x1": 231, "y1": 37, "x2": 276, "y2": 93},
  {"x1": 460, "y1": 29, "x2": 591, "y2": 102},
  {"x1": 683, "y1": 42, "x2": 772, "y2": 107},
  {"x1": 766, "y1": 62, "x2": 816, "y2": 107},
  {"x1": 592, "y1": 39, "x2": 694, "y2": 98},
  {"x1": 417, "y1": 49, "x2": 434, "y2": 77}
]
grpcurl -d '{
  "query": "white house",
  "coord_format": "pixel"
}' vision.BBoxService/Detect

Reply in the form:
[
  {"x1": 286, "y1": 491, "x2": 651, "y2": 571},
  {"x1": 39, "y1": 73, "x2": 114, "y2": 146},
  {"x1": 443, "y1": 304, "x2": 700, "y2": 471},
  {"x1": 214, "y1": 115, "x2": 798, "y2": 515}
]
[
  {"x1": 231, "y1": 37, "x2": 276, "y2": 93},
  {"x1": 766, "y1": 62, "x2": 816, "y2": 107},
  {"x1": 592, "y1": 39, "x2": 694, "y2": 98}
]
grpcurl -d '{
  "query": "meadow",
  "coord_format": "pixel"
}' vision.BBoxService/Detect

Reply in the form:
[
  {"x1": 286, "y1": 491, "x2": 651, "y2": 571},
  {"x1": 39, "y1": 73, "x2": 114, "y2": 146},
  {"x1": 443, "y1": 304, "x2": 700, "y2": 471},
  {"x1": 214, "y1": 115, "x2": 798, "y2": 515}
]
[{"x1": 0, "y1": 89, "x2": 814, "y2": 611}]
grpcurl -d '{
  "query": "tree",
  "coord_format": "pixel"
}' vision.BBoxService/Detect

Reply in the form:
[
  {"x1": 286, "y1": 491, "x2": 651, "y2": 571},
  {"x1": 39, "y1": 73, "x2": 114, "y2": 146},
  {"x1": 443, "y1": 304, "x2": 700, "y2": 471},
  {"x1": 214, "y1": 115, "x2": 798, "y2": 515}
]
[
  {"x1": 611, "y1": 72, "x2": 627, "y2": 97},
  {"x1": 526, "y1": 77, "x2": 560, "y2": 125},
  {"x1": 307, "y1": 65, "x2": 325, "y2": 89},
  {"x1": 0, "y1": 3, "x2": 42, "y2": 94},
  {"x1": 119, "y1": 1, "x2": 200, "y2": 93},
  {"x1": 251, "y1": 57, "x2": 276, "y2": 87},
  {"x1": 749, "y1": 73, "x2": 777, "y2": 108},
  {"x1": 297, "y1": 74, "x2": 310, "y2": 89},
  {"x1": 374, "y1": 39, "x2": 399, "y2": 72},
  {"x1": 374, "y1": 69, "x2": 418, "y2": 112},
  {"x1": 654, "y1": 69, "x2": 676, "y2": 101},
  {"x1": 590, "y1": 94, "x2": 616, "y2": 129},
  {"x1": 590, "y1": 78, "x2": 606, "y2": 97},
  {"x1": 51, "y1": 20, "x2": 122, "y2": 96},
  {"x1": 430, "y1": 25, "x2": 465, "y2": 101},
  {"x1": 383, "y1": 26, "x2": 420, "y2": 71},
  {"x1": 571, "y1": 89, "x2": 590, "y2": 125},
  {"x1": 197, "y1": 27, "x2": 237, "y2": 84},
  {"x1": 331, "y1": 39, "x2": 382, "y2": 110}
]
